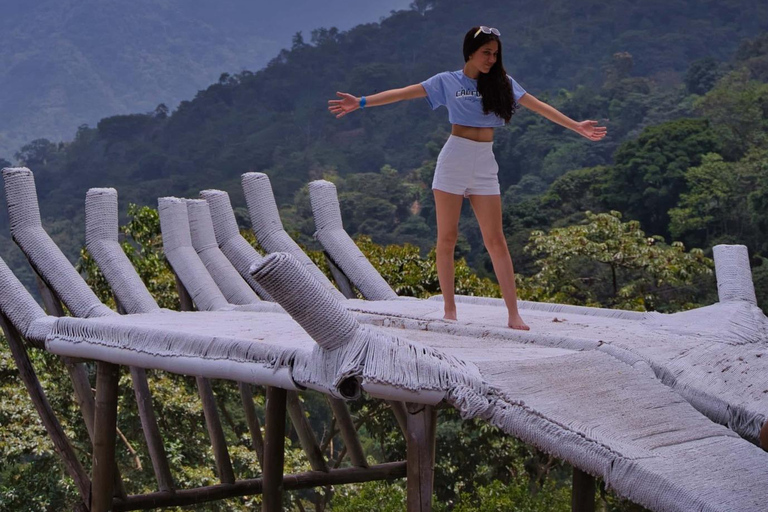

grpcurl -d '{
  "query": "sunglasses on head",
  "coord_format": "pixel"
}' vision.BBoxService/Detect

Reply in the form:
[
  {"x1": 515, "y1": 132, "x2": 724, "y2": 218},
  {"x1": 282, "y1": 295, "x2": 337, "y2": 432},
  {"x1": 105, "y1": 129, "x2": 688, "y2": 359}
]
[{"x1": 474, "y1": 26, "x2": 500, "y2": 38}]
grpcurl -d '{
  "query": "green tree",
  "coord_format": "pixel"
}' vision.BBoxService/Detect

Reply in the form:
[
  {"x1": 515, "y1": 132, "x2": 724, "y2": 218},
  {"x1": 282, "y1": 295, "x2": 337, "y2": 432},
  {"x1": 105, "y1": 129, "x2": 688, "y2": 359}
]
[
  {"x1": 694, "y1": 69, "x2": 768, "y2": 160},
  {"x1": 606, "y1": 118, "x2": 721, "y2": 237},
  {"x1": 669, "y1": 149, "x2": 768, "y2": 250},
  {"x1": 684, "y1": 57, "x2": 722, "y2": 96},
  {"x1": 356, "y1": 235, "x2": 500, "y2": 298},
  {"x1": 523, "y1": 211, "x2": 713, "y2": 311}
]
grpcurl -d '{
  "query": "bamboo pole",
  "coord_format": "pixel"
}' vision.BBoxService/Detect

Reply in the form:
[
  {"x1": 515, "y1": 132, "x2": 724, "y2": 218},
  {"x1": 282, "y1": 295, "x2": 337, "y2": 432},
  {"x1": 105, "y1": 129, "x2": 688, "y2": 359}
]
[
  {"x1": 239, "y1": 382, "x2": 265, "y2": 465},
  {"x1": 263, "y1": 386, "x2": 287, "y2": 512},
  {"x1": 0, "y1": 315, "x2": 92, "y2": 504},
  {"x1": 35, "y1": 275, "x2": 127, "y2": 499},
  {"x1": 328, "y1": 398, "x2": 368, "y2": 468},
  {"x1": 91, "y1": 362, "x2": 120, "y2": 512},
  {"x1": 116, "y1": 299, "x2": 175, "y2": 492},
  {"x1": 572, "y1": 467, "x2": 596, "y2": 512},
  {"x1": 406, "y1": 403, "x2": 437, "y2": 512},
  {"x1": 175, "y1": 274, "x2": 236, "y2": 484},
  {"x1": 129, "y1": 367, "x2": 175, "y2": 491},
  {"x1": 388, "y1": 400, "x2": 409, "y2": 437},
  {"x1": 197, "y1": 377, "x2": 236, "y2": 484},
  {"x1": 286, "y1": 391, "x2": 329, "y2": 472},
  {"x1": 112, "y1": 461, "x2": 407, "y2": 511}
]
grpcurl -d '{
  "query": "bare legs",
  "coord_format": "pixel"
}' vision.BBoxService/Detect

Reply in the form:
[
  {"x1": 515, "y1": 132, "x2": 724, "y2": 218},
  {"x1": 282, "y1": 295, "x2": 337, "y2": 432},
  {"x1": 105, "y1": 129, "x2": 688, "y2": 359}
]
[
  {"x1": 434, "y1": 190, "x2": 463, "y2": 320},
  {"x1": 433, "y1": 190, "x2": 529, "y2": 330},
  {"x1": 468, "y1": 194, "x2": 528, "y2": 330}
]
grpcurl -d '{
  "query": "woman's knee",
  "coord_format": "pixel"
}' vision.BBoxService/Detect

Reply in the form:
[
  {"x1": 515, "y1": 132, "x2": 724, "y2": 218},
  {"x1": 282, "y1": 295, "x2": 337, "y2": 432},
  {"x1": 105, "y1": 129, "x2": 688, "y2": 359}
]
[
  {"x1": 483, "y1": 232, "x2": 509, "y2": 255},
  {"x1": 437, "y1": 229, "x2": 459, "y2": 248}
]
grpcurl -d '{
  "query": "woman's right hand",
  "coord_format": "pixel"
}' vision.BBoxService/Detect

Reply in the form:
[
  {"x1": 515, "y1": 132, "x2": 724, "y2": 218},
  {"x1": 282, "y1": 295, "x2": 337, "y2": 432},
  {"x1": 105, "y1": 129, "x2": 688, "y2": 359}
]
[{"x1": 328, "y1": 92, "x2": 360, "y2": 118}]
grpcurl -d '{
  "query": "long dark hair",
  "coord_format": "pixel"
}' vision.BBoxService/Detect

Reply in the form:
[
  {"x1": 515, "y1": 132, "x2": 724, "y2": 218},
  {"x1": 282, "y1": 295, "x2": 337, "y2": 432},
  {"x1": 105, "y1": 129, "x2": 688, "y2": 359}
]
[{"x1": 463, "y1": 27, "x2": 516, "y2": 123}]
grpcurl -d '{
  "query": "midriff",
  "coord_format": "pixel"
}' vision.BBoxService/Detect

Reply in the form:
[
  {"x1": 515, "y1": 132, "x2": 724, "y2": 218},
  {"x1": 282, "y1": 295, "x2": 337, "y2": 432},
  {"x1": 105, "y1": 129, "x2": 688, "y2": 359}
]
[{"x1": 451, "y1": 124, "x2": 495, "y2": 142}]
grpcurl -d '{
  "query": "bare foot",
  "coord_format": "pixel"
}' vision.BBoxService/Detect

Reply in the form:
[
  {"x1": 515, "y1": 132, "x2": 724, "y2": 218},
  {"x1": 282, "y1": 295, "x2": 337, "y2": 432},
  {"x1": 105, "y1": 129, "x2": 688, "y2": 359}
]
[
  {"x1": 508, "y1": 313, "x2": 529, "y2": 331},
  {"x1": 443, "y1": 307, "x2": 457, "y2": 321}
]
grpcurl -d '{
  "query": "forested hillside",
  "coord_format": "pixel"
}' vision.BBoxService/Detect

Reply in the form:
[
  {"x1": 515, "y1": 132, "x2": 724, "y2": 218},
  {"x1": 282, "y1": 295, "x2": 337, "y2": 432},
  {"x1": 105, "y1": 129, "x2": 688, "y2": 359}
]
[
  {"x1": 0, "y1": 0, "x2": 410, "y2": 158},
  {"x1": 3, "y1": 2, "x2": 768, "y2": 509},
  {"x1": 2, "y1": 0, "x2": 768, "y2": 306}
]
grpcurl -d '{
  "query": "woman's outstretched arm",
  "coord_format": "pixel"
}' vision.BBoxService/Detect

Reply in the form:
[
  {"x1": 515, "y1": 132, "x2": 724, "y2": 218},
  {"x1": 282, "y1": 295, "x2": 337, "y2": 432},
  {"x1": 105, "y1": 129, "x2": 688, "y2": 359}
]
[
  {"x1": 518, "y1": 93, "x2": 607, "y2": 141},
  {"x1": 328, "y1": 84, "x2": 427, "y2": 118}
]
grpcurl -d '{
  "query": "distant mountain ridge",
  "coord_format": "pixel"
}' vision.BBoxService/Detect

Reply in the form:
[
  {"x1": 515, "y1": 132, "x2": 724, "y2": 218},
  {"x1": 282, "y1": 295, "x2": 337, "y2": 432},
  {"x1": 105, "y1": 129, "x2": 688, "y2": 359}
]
[
  {"x1": 2, "y1": 0, "x2": 768, "y2": 292},
  {"x1": 0, "y1": 0, "x2": 411, "y2": 158}
]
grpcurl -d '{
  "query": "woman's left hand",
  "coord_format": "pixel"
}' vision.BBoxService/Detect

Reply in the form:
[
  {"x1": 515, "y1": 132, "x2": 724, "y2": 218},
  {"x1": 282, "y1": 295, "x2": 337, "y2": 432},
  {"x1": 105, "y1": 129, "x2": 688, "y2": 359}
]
[{"x1": 574, "y1": 120, "x2": 608, "y2": 141}]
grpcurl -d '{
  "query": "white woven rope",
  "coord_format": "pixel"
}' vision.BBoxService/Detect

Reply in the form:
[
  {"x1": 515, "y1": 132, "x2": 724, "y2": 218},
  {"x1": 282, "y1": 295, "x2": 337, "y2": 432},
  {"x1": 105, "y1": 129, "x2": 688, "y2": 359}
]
[
  {"x1": 3, "y1": 167, "x2": 114, "y2": 318},
  {"x1": 434, "y1": 295, "x2": 656, "y2": 321},
  {"x1": 250, "y1": 252, "x2": 487, "y2": 399},
  {"x1": 242, "y1": 172, "x2": 345, "y2": 299},
  {"x1": 186, "y1": 199, "x2": 262, "y2": 306},
  {"x1": 250, "y1": 252, "x2": 768, "y2": 511},
  {"x1": 85, "y1": 188, "x2": 161, "y2": 314},
  {"x1": 0, "y1": 253, "x2": 48, "y2": 340},
  {"x1": 713, "y1": 244, "x2": 758, "y2": 304},
  {"x1": 158, "y1": 197, "x2": 231, "y2": 311},
  {"x1": 2, "y1": 169, "x2": 767, "y2": 511},
  {"x1": 0, "y1": 239, "x2": 766, "y2": 510},
  {"x1": 308, "y1": 180, "x2": 398, "y2": 300},
  {"x1": 199, "y1": 189, "x2": 273, "y2": 301}
]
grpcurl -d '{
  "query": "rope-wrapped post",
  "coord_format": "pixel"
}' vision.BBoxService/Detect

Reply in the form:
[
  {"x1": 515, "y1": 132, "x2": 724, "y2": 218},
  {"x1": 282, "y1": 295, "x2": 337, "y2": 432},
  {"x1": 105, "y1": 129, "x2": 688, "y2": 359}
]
[
  {"x1": 713, "y1": 245, "x2": 757, "y2": 304},
  {"x1": 0, "y1": 253, "x2": 48, "y2": 341},
  {"x1": 2, "y1": 167, "x2": 43, "y2": 229},
  {"x1": 308, "y1": 180, "x2": 345, "y2": 232},
  {"x1": 251, "y1": 253, "x2": 358, "y2": 351},
  {"x1": 241, "y1": 172, "x2": 284, "y2": 243},
  {"x1": 242, "y1": 172, "x2": 344, "y2": 298},
  {"x1": 85, "y1": 187, "x2": 120, "y2": 246},
  {"x1": 159, "y1": 197, "x2": 230, "y2": 312},
  {"x1": 308, "y1": 180, "x2": 398, "y2": 301},
  {"x1": 200, "y1": 189, "x2": 273, "y2": 301},
  {"x1": 85, "y1": 188, "x2": 161, "y2": 314},
  {"x1": 3, "y1": 167, "x2": 113, "y2": 318},
  {"x1": 186, "y1": 198, "x2": 261, "y2": 305}
]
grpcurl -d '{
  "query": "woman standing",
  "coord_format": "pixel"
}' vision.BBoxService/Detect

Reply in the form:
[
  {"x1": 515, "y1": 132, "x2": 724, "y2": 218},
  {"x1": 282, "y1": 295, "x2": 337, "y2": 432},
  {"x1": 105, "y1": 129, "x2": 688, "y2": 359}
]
[{"x1": 329, "y1": 26, "x2": 607, "y2": 330}]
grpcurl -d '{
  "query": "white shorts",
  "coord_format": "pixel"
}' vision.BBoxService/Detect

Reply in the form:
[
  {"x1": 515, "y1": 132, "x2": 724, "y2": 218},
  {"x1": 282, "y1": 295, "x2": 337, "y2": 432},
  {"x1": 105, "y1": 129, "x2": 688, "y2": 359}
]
[{"x1": 432, "y1": 135, "x2": 500, "y2": 196}]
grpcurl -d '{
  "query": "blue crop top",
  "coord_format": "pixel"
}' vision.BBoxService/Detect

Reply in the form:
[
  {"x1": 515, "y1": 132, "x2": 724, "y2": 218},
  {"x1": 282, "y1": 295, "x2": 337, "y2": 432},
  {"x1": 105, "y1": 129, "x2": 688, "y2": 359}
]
[{"x1": 420, "y1": 70, "x2": 527, "y2": 127}]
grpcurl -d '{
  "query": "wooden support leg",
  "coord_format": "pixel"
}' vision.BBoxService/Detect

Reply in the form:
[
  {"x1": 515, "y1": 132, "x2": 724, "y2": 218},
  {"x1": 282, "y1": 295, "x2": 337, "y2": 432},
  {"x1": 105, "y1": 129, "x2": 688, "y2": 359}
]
[
  {"x1": 117, "y1": 300, "x2": 175, "y2": 492},
  {"x1": 263, "y1": 387, "x2": 287, "y2": 512},
  {"x1": 286, "y1": 391, "x2": 329, "y2": 472},
  {"x1": 388, "y1": 400, "x2": 409, "y2": 437},
  {"x1": 572, "y1": 467, "x2": 595, "y2": 512},
  {"x1": 197, "y1": 377, "x2": 236, "y2": 484},
  {"x1": 65, "y1": 359, "x2": 127, "y2": 500},
  {"x1": 37, "y1": 276, "x2": 130, "y2": 497},
  {"x1": 406, "y1": 403, "x2": 436, "y2": 512},
  {"x1": 0, "y1": 315, "x2": 92, "y2": 505},
  {"x1": 130, "y1": 367, "x2": 175, "y2": 491},
  {"x1": 175, "y1": 275, "x2": 235, "y2": 484},
  {"x1": 92, "y1": 362, "x2": 120, "y2": 512},
  {"x1": 328, "y1": 398, "x2": 368, "y2": 468},
  {"x1": 239, "y1": 382, "x2": 265, "y2": 466}
]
